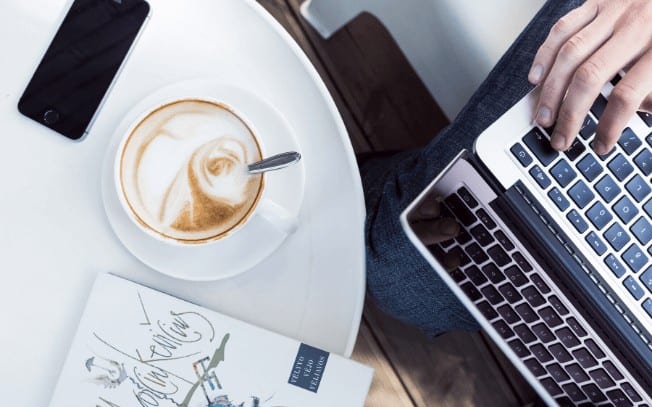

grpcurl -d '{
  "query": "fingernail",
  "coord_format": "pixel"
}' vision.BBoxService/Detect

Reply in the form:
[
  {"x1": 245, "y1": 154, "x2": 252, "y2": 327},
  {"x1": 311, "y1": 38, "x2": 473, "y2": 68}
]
[
  {"x1": 536, "y1": 106, "x2": 552, "y2": 126},
  {"x1": 529, "y1": 64, "x2": 544, "y2": 83},
  {"x1": 551, "y1": 133, "x2": 566, "y2": 151},
  {"x1": 593, "y1": 140, "x2": 608, "y2": 155},
  {"x1": 441, "y1": 219, "x2": 459, "y2": 236}
]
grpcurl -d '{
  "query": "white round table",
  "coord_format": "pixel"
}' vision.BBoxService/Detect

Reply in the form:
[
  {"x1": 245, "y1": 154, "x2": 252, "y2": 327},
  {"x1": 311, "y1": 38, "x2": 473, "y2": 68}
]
[{"x1": 0, "y1": 1, "x2": 366, "y2": 405}]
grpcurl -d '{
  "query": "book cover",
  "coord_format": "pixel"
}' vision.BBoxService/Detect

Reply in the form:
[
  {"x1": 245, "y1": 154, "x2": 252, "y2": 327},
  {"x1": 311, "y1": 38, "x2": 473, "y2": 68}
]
[{"x1": 49, "y1": 274, "x2": 373, "y2": 407}]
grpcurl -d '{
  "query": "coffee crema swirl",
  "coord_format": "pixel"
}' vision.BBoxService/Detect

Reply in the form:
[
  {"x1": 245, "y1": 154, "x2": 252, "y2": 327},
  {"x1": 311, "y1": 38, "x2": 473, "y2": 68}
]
[{"x1": 120, "y1": 99, "x2": 263, "y2": 243}]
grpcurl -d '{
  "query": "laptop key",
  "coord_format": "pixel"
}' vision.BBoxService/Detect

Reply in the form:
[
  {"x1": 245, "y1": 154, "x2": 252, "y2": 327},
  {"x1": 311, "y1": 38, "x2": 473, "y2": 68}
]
[
  {"x1": 586, "y1": 232, "x2": 608, "y2": 256},
  {"x1": 487, "y1": 244, "x2": 510, "y2": 267},
  {"x1": 567, "y1": 209, "x2": 589, "y2": 233},
  {"x1": 595, "y1": 174, "x2": 621, "y2": 203},
  {"x1": 445, "y1": 247, "x2": 471, "y2": 267},
  {"x1": 586, "y1": 201, "x2": 613, "y2": 230},
  {"x1": 481, "y1": 285, "x2": 504, "y2": 305},
  {"x1": 445, "y1": 195, "x2": 477, "y2": 226},
  {"x1": 549, "y1": 343, "x2": 572, "y2": 363},
  {"x1": 461, "y1": 282, "x2": 482, "y2": 301},
  {"x1": 504, "y1": 265, "x2": 528, "y2": 287},
  {"x1": 523, "y1": 127, "x2": 559, "y2": 166},
  {"x1": 511, "y1": 143, "x2": 534, "y2": 167},
  {"x1": 572, "y1": 348, "x2": 598, "y2": 368},
  {"x1": 457, "y1": 187, "x2": 479, "y2": 209},
  {"x1": 548, "y1": 187, "x2": 570, "y2": 211},
  {"x1": 565, "y1": 139, "x2": 587, "y2": 162},
  {"x1": 497, "y1": 304, "x2": 520, "y2": 324},
  {"x1": 604, "y1": 223, "x2": 631, "y2": 251},
  {"x1": 644, "y1": 298, "x2": 652, "y2": 317},
  {"x1": 605, "y1": 254, "x2": 627, "y2": 278},
  {"x1": 529, "y1": 165, "x2": 552, "y2": 189},
  {"x1": 550, "y1": 160, "x2": 577, "y2": 187},
  {"x1": 556, "y1": 327, "x2": 580, "y2": 348},
  {"x1": 626, "y1": 174, "x2": 652, "y2": 202},
  {"x1": 580, "y1": 115, "x2": 598, "y2": 139},
  {"x1": 565, "y1": 363, "x2": 590, "y2": 383},
  {"x1": 640, "y1": 267, "x2": 652, "y2": 293},
  {"x1": 465, "y1": 265, "x2": 487, "y2": 286},
  {"x1": 639, "y1": 111, "x2": 652, "y2": 127},
  {"x1": 591, "y1": 94, "x2": 608, "y2": 119},
  {"x1": 530, "y1": 274, "x2": 551, "y2": 294},
  {"x1": 618, "y1": 127, "x2": 642, "y2": 155},
  {"x1": 631, "y1": 217, "x2": 652, "y2": 245},
  {"x1": 567, "y1": 317, "x2": 588, "y2": 338},
  {"x1": 622, "y1": 382, "x2": 643, "y2": 402},
  {"x1": 549, "y1": 295, "x2": 569, "y2": 316},
  {"x1": 470, "y1": 224, "x2": 494, "y2": 246},
  {"x1": 607, "y1": 389, "x2": 634, "y2": 407},
  {"x1": 589, "y1": 368, "x2": 615, "y2": 389},
  {"x1": 498, "y1": 282, "x2": 523, "y2": 304},
  {"x1": 568, "y1": 180, "x2": 595, "y2": 209},
  {"x1": 513, "y1": 252, "x2": 533, "y2": 272},
  {"x1": 523, "y1": 358, "x2": 546, "y2": 377},
  {"x1": 515, "y1": 303, "x2": 538, "y2": 323},
  {"x1": 603, "y1": 361, "x2": 624, "y2": 381},
  {"x1": 522, "y1": 286, "x2": 546, "y2": 307},
  {"x1": 455, "y1": 230, "x2": 472, "y2": 245},
  {"x1": 539, "y1": 306, "x2": 564, "y2": 328},
  {"x1": 477, "y1": 301, "x2": 498, "y2": 320},
  {"x1": 481, "y1": 263, "x2": 506, "y2": 283},
  {"x1": 532, "y1": 322, "x2": 555, "y2": 343},
  {"x1": 576, "y1": 154, "x2": 603, "y2": 181},
  {"x1": 476, "y1": 208, "x2": 497, "y2": 230},
  {"x1": 541, "y1": 378, "x2": 563, "y2": 396},
  {"x1": 582, "y1": 383, "x2": 608, "y2": 403},
  {"x1": 608, "y1": 153, "x2": 635, "y2": 181},
  {"x1": 634, "y1": 148, "x2": 652, "y2": 176},
  {"x1": 530, "y1": 343, "x2": 554, "y2": 363},
  {"x1": 563, "y1": 383, "x2": 587, "y2": 403},
  {"x1": 547, "y1": 363, "x2": 571, "y2": 383},
  {"x1": 611, "y1": 73, "x2": 623, "y2": 86},
  {"x1": 622, "y1": 244, "x2": 648, "y2": 273},
  {"x1": 514, "y1": 324, "x2": 537, "y2": 343},
  {"x1": 492, "y1": 320, "x2": 514, "y2": 339},
  {"x1": 623, "y1": 276, "x2": 645, "y2": 300},
  {"x1": 614, "y1": 196, "x2": 639, "y2": 224},
  {"x1": 449, "y1": 268, "x2": 466, "y2": 283},
  {"x1": 494, "y1": 230, "x2": 515, "y2": 251},
  {"x1": 465, "y1": 243, "x2": 489, "y2": 264},
  {"x1": 508, "y1": 338, "x2": 530, "y2": 358},
  {"x1": 585, "y1": 339, "x2": 606, "y2": 359}
]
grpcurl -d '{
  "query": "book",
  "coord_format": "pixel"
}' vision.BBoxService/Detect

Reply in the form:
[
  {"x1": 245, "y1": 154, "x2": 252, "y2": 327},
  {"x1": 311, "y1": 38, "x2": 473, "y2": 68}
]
[{"x1": 49, "y1": 274, "x2": 373, "y2": 407}]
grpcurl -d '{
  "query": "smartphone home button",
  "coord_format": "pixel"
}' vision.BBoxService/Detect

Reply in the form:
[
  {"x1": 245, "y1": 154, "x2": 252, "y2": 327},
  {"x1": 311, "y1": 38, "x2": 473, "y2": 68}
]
[{"x1": 43, "y1": 109, "x2": 60, "y2": 125}]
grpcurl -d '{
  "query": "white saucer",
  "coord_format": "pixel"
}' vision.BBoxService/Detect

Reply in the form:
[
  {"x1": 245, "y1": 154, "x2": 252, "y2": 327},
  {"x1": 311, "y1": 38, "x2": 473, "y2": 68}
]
[{"x1": 101, "y1": 80, "x2": 305, "y2": 281}]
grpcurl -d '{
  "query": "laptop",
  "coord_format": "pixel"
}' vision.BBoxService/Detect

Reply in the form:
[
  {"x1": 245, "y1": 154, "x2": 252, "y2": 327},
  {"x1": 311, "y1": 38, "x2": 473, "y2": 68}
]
[{"x1": 401, "y1": 76, "x2": 652, "y2": 406}]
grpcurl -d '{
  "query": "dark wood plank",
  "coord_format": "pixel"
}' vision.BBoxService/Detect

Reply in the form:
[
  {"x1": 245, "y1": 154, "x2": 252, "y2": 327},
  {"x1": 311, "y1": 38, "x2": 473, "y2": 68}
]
[
  {"x1": 256, "y1": 0, "x2": 372, "y2": 153},
  {"x1": 364, "y1": 301, "x2": 521, "y2": 407},
  {"x1": 352, "y1": 320, "x2": 416, "y2": 407},
  {"x1": 285, "y1": 0, "x2": 449, "y2": 152}
]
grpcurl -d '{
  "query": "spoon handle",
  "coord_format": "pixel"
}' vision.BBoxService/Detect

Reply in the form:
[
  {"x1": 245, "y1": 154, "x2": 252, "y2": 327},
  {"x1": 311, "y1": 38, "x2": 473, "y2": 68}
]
[{"x1": 248, "y1": 151, "x2": 302, "y2": 174}]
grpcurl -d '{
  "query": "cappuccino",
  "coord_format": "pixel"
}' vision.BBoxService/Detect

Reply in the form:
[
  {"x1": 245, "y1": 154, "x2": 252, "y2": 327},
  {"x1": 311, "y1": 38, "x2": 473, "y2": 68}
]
[{"x1": 119, "y1": 99, "x2": 263, "y2": 243}]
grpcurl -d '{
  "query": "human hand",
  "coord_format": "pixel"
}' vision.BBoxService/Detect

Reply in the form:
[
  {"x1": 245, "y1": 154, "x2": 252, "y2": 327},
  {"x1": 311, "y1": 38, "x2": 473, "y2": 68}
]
[
  {"x1": 529, "y1": 0, "x2": 652, "y2": 154},
  {"x1": 411, "y1": 198, "x2": 461, "y2": 270}
]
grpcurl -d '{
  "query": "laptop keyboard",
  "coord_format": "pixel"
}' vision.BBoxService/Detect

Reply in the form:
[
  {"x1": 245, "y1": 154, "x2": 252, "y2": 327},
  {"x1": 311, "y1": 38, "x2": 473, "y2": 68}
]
[
  {"x1": 509, "y1": 85, "x2": 652, "y2": 344},
  {"x1": 433, "y1": 186, "x2": 647, "y2": 406}
]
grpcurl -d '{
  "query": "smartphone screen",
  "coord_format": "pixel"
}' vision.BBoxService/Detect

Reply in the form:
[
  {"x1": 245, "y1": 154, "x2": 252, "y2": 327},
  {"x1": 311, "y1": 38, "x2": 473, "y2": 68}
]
[{"x1": 18, "y1": 0, "x2": 150, "y2": 140}]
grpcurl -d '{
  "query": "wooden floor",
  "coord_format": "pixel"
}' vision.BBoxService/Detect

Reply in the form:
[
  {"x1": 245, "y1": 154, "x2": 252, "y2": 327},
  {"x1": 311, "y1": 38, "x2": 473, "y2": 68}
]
[{"x1": 256, "y1": 1, "x2": 542, "y2": 405}]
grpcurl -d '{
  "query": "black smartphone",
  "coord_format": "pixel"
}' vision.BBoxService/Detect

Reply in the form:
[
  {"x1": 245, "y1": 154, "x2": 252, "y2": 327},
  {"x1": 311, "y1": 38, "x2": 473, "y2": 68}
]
[{"x1": 18, "y1": 0, "x2": 150, "y2": 140}]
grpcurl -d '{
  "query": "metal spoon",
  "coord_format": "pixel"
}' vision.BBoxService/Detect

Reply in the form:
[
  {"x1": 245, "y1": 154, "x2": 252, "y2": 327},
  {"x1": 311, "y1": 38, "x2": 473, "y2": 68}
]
[{"x1": 247, "y1": 151, "x2": 302, "y2": 174}]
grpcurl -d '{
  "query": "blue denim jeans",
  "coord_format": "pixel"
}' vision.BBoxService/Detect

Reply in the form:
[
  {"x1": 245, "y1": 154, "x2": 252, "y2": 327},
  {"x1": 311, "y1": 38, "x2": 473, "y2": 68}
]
[{"x1": 360, "y1": 0, "x2": 585, "y2": 338}]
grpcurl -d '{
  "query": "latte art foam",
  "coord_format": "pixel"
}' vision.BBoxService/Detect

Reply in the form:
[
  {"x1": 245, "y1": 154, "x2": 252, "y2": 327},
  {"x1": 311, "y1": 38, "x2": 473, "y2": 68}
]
[{"x1": 120, "y1": 99, "x2": 263, "y2": 242}]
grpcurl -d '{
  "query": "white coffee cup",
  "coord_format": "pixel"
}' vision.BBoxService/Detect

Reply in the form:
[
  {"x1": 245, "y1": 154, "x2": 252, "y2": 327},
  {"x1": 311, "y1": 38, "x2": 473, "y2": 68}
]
[{"x1": 114, "y1": 97, "x2": 297, "y2": 246}]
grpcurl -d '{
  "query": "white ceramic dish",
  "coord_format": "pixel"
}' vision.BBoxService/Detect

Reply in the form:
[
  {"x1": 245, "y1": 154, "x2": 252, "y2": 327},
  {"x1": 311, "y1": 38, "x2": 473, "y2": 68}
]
[{"x1": 102, "y1": 80, "x2": 305, "y2": 281}]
